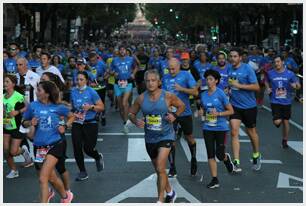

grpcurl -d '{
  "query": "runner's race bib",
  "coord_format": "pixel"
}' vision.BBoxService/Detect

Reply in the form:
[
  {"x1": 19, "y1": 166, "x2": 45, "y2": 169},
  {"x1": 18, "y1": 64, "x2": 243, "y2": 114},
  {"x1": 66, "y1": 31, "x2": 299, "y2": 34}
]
[
  {"x1": 3, "y1": 118, "x2": 13, "y2": 129},
  {"x1": 118, "y1": 80, "x2": 128, "y2": 88},
  {"x1": 164, "y1": 68, "x2": 169, "y2": 75},
  {"x1": 275, "y1": 87, "x2": 287, "y2": 99},
  {"x1": 139, "y1": 64, "x2": 146, "y2": 71},
  {"x1": 228, "y1": 77, "x2": 239, "y2": 90},
  {"x1": 35, "y1": 147, "x2": 51, "y2": 163},
  {"x1": 74, "y1": 111, "x2": 86, "y2": 124},
  {"x1": 206, "y1": 109, "x2": 217, "y2": 126},
  {"x1": 146, "y1": 114, "x2": 162, "y2": 131}
]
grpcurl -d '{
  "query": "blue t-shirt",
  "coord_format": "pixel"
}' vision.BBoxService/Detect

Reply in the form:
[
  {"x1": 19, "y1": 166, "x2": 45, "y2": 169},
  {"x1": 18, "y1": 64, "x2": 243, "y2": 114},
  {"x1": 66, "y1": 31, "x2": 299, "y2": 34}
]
[
  {"x1": 193, "y1": 60, "x2": 213, "y2": 90},
  {"x1": 28, "y1": 59, "x2": 41, "y2": 69},
  {"x1": 284, "y1": 57, "x2": 298, "y2": 72},
  {"x1": 162, "y1": 71, "x2": 197, "y2": 116},
  {"x1": 267, "y1": 68, "x2": 298, "y2": 105},
  {"x1": 148, "y1": 56, "x2": 163, "y2": 72},
  {"x1": 70, "y1": 86, "x2": 101, "y2": 122},
  {"x1": 201, "y1": 87, "x2": 230, "y2": 131},
  {"x1": 212, "y1": 64, "x2": 230, "y2": 90},
  {"x1": 23, "y1": 101, "x2": 69, "y2": 146},
  {"x1": 4, "y1": 58, "x2": 17, "y2": 74},
  {"x1": 248, "y1": 55, "x2": 264, "y2": 66},
  {"x1": 228, "y1": 63, "x2": 258, "y2": 109},
  {"x1": 111, "y1": 56, "x2": 135, "y2": 80},
  {"x1": 160, "y1": 59, "x2": 170, "y2": 76},
  {"x1": 89, "y1": 60, "x2": 107, "y2": 86}
]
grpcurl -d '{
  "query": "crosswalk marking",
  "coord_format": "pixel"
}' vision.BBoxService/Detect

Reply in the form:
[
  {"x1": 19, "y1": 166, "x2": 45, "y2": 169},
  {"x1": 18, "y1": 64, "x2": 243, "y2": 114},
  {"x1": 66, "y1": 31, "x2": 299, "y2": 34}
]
[
  {"x1": 127, "y1": 138, "x2": 151, "y2": 162},
  {"x1": 288, "y1": 141, "x2": 303, "y2": 155}
]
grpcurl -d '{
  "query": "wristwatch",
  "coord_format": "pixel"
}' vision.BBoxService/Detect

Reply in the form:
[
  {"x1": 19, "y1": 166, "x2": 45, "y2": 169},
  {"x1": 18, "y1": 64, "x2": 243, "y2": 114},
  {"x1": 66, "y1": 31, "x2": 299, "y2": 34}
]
[{"x1": 91, "y1": 105, "x2": 95, "y2": 110}]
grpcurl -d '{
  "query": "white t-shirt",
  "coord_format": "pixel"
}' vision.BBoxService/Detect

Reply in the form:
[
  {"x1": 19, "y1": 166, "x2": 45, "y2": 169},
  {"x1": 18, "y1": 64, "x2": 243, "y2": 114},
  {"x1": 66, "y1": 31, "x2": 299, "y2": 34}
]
[
  {"x1": 36, "y1": 65, "x2": 65, "y2": 83},
  {"x1": 17, "y1": 70, "x2": 40, "y2": 102}
]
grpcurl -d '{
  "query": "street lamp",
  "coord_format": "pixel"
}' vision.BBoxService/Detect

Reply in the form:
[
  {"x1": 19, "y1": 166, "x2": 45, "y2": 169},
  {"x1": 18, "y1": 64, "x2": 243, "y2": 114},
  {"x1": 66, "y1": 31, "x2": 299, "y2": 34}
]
[{"x1": 169, "y1": 8, "x2": 173, "y2": 12}]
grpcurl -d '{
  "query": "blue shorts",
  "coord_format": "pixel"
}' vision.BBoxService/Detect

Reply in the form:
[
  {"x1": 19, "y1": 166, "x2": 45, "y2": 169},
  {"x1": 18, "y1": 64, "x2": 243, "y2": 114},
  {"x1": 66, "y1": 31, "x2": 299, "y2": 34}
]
[{"x1": 114, "y1": 83, "x2": 133, "y2": 97}]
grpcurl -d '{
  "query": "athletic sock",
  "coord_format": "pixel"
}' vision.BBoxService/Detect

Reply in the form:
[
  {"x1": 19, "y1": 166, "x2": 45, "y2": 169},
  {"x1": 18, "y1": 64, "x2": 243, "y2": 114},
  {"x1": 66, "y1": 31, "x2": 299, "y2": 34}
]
[
  {"x1": 234, "y1": 159, "x2": 240, "y2": 164},
  {"x1": 167, "y1": 189, "x2": 173, "y2": 196},
  {"x1": 188, "y1": 142, "x2": 197, "y2": 159},
  {"x1": 252, "y1": 152, "x2": 260, "y2": 159}
]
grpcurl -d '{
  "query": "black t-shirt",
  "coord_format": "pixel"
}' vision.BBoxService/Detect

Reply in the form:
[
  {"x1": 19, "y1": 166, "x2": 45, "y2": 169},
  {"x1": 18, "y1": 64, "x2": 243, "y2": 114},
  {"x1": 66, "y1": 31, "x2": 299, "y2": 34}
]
[{"x1": 180, "y1": 65, "x2": 201, "y2": 81}]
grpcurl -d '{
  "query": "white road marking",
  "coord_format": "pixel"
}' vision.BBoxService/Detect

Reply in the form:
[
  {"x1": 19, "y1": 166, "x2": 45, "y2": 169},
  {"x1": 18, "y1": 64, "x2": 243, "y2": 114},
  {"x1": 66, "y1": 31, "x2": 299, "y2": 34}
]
[
  {"x1": 65, "y1": 132, "x2": 145, "y2": 136},
  {"x1": 277, "y1": 172, "x2": 303, "y2": 191},
  {"x1": 127, "y1": 138, "x2": 151, "y2": 162},
  {"x1": 106, "y1": 172, "x2": 200, "y2": 203},
  {"x1": 288, "y1": 141, "x2": 303, "y2": 155}
]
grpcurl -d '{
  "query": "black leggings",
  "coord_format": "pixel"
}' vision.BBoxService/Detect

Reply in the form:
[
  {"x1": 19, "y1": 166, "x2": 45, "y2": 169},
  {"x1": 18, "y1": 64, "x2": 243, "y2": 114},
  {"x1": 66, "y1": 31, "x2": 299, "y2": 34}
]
[
  {"x1": 72, "y1": 122, "x2": 100, "y2": 172},
  {"x1": 203, "y1": 130, "x2": 227, "y2": 161}
]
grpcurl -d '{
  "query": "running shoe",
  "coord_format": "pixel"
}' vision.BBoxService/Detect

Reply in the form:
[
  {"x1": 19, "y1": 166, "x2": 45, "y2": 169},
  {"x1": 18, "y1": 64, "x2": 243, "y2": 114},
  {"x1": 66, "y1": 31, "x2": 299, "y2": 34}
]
[
  {"x1": 282, "y1": 139, "x2": 289, "y2": 149},
  {"x1": 75, "y1": 171, "x2": 88, "y2": 181},
  {"x1": 6, "y1": 170, "x2": 19, "y2": 179},
  {"x1": 190, "y1": 157, "x2": 197, "y2": 176},
  {"x1": 223, "y1": 153, "x2": 234, "y2": 173},
  {"x1": 168, "y1": 166, "x2": 177, "y2": 178},
  {"x1": 47, "y1": 188, "x2": 55, "y2": 203},
  {"x1": 207, "y1": 178, "x2": 220, "y2": 189},
  {"x1": 96, "y1": 153, "x2": 104, "y2": 172},
  {"x1": 60, "y1": 191, "x2": 74, "y2": 203},
  {"x1": 164, "y1": 190, "x2": 177, "y2": 203},
  {"x1": 252, "y1": 154, "x2": 262, "y2": 171},
  {"x1": 233, "y1": 161, "x2": 242, "y2": 173},
  {"x1": 22, "y1": 145, "x2": 34, "y2": 168}
]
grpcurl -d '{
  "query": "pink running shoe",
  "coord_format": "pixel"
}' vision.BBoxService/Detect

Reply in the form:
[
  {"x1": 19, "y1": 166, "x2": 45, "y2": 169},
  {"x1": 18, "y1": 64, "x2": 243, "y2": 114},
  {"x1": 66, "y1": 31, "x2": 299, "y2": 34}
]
[
  {"x1": 47, "y1": 188, "x2": 55, "y2": 203},
  {"x1": 60, "y1": 191, "x2": 74, "y2": 203}
]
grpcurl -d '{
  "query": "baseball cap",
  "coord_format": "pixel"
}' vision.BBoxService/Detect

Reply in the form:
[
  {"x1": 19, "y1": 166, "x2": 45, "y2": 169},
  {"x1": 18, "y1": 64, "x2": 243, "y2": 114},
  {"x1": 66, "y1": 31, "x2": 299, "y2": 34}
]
[
  {"x1": 76, "y1": 58, "x2": 87, "y2": 65},
  {"x1": 181, "y1": 52, "x2": 190, "y2": 60}
]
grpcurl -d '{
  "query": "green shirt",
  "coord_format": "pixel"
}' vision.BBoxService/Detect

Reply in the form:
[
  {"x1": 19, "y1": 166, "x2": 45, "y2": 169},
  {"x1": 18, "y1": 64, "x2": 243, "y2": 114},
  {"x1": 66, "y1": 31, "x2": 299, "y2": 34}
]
[{"x1": 3, "y1": 91, "x2": 24, "y2": 130}]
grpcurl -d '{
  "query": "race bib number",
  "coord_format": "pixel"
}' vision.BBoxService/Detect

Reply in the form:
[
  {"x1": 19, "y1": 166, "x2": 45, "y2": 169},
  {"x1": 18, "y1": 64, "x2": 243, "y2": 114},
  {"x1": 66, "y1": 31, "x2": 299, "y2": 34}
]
[
  {"x1": 275, "y1": 87, "x2": 287, "y2": 99},
  {"x1": 146, "y1": 115, "x2": 162, "y2": 131},
  {"x1": 74, "y1": 111, "x2": 86, "y2": 124},
  {"x1": 3, "y1": 118, "x2": 13, "y2": 129},
  {"x1": 228, "y1": 78, "x2": 239, "y2": 90},
  {"x1": 205, "y1": 109, "x2": 217, "y2": 127},
  {"x1": 139, "y1": 64, "x2": 146, "y2": 71},
  {"x1": 35, "y1": 147, "x2": 51, "y2": 163},
  {"x1": 164, "y1": 68, "x2": 169, "y2": 75},
  {"x1": 118, "y1": 80, "x2": 128, "y2": 88},
  {"x1": 109, "y1": 76, "x2": 115, "y2": 84}
]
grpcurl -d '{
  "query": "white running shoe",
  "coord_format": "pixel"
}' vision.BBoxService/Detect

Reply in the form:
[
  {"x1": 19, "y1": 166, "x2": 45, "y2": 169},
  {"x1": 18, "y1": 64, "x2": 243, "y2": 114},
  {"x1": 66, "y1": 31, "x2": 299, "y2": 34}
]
[{"x1": 6, "y1": 170, "x2": 19, "y2": 179}]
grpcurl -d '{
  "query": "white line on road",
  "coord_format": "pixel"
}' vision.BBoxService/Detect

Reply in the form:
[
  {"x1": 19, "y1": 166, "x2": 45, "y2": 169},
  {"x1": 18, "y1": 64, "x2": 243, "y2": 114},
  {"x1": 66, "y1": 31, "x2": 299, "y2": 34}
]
[
  {"x1": 262, "y1": 105, "x2": 303, "y2": 131},
  {"x1": 248, "y1": 159, "x2": 283, "y2": 164},
  {"x1": 5, "y1": 158, "x2": 96, "y2": 163},
  {"x1": 127, "y1": 138, "x2": 151, "y2": 162},
  {"x1": 65, "y1": 132, "x2": 145, "y2": 136}
]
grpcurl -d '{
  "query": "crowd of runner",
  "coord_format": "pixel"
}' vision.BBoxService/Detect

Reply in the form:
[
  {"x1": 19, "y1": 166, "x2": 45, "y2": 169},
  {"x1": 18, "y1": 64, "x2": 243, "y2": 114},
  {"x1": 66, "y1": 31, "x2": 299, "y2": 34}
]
[{"x1": 3, "y1": 40, "x2": 302, "y2": 203}]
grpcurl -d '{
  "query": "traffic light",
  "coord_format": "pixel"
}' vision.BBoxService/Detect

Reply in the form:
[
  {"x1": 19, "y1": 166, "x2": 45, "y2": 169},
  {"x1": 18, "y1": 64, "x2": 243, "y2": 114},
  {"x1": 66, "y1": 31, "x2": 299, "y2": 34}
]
[
  {"x1": 291, "y1": 20, "x2": 298, "y2": 35},
  {"x1": 211, "y1": 26, "x2": 218, "y2": 41}
]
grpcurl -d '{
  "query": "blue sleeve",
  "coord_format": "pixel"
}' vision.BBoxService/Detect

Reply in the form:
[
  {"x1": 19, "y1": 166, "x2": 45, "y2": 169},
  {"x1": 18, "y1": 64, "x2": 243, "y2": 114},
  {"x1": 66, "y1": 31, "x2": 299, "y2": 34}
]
[
  {"x1": 23, "y1": 103, "x2": 33, "y2": 120},
  {"x1": 187, "y1": 72, "x2": 197, "y2": 88},
  {"x1": 290, "y1": 58, "x2": 298, "y2": 71},
  {"x1": 90, "y1": 88, "x2": 101, "y2": 104},
  {"x1": 289, "y1": 72, "x2": 299, "y2": 84},
  {"x1": 220, "y1": 90, "x2": 230, "y2": 106},
  {"x1": 57, "y1": 104, "x2": 70, "y2": 117},
  {"x1": 247, "y1": 66, "x2": 258, "y2": 84}
]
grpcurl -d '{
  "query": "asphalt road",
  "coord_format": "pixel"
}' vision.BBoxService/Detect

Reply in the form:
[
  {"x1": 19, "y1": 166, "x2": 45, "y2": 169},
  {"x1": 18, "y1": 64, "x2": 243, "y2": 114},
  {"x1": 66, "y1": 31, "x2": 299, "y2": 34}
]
[{"x1": 3, "y1": 92, "x2": 303, "y2": 203}]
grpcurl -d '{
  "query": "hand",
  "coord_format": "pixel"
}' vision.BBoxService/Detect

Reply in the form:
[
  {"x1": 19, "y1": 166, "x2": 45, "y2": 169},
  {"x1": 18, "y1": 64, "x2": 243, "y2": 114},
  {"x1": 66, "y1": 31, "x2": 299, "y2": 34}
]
[
  {"x1": 9, "y1": 110, "x2": 19, "y2": 117},
  {"x1": 165, "y1": 112, "x2": 177, "y2": 123},
  {"x1": 135, "y1": 118, "x2": 145, "y2": 128},
  {"x1": 82, "y1": 103, "x2": 92, "y2": 111},
  {"x1": 58, "y1": 125, "x2": 66, "y2": 134},
  {"x1": 291, "y1": 83, "x2": 297, "y2": 89},
  {"x1": 229, "y1": 80, "x2": 240, "y2": 89},
  {"x1": 174, "y1": 83, "x2": 184, "y2": 92},
  {"x1": 209, "y1": 108, "x2": 218, "y2": 117},
  {"x1": 224, "y1": 87, "x2": 229, "y2": 94},
  {"x1": 198, "y1": 109, "x2": 204, "y2": 117},
  {"x1": 31, "y1": 117, "x2": 39, "y2": 126},
  {"x1": 266, "y1": 87, "x2": 272, "y2": 94}
]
